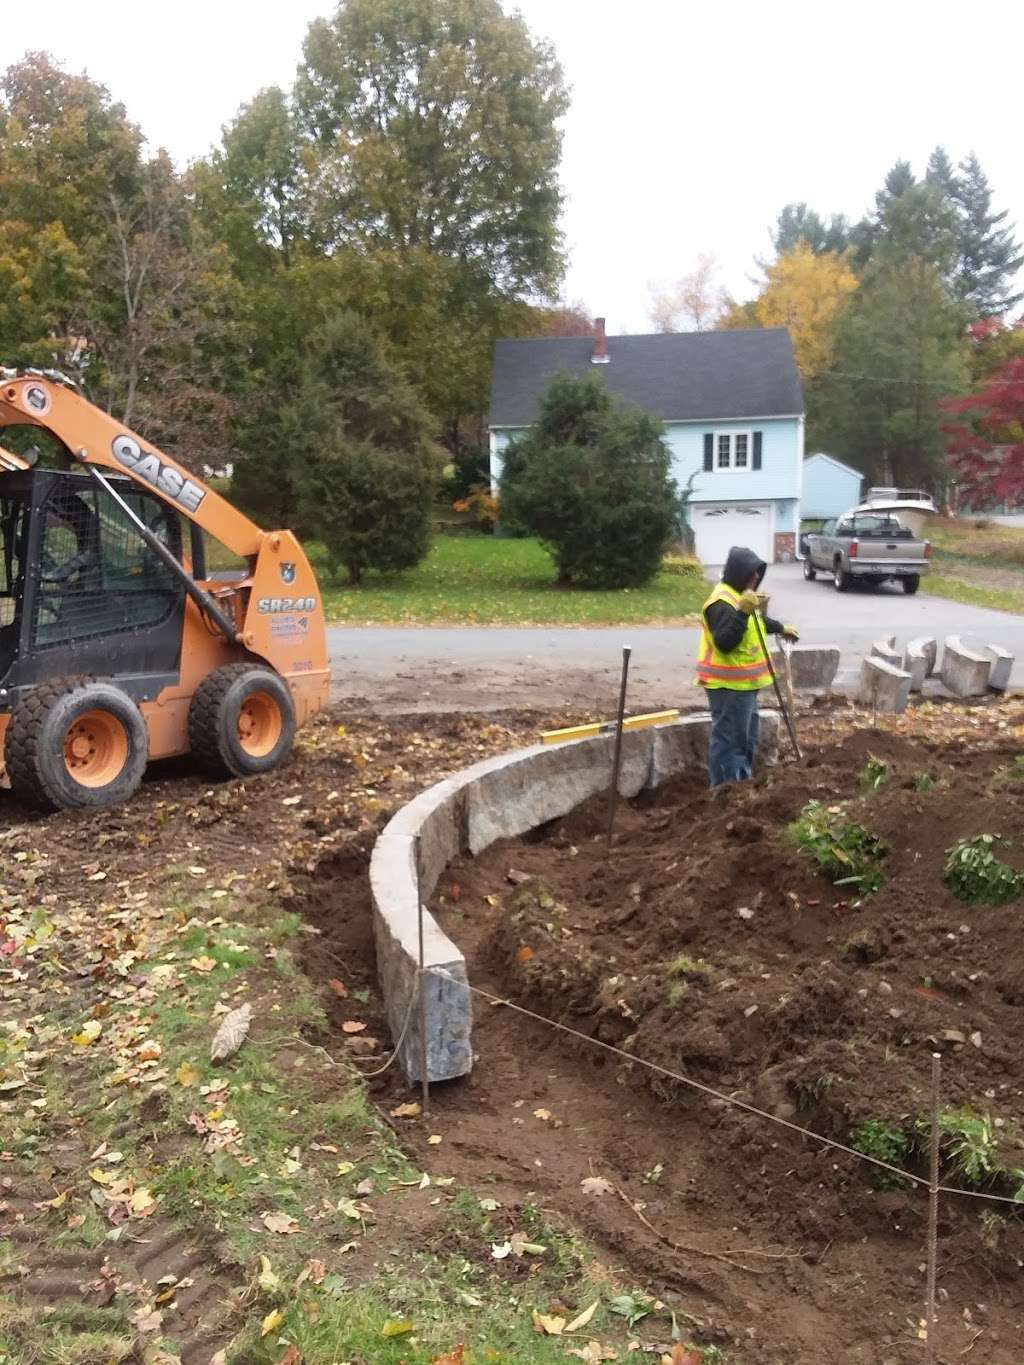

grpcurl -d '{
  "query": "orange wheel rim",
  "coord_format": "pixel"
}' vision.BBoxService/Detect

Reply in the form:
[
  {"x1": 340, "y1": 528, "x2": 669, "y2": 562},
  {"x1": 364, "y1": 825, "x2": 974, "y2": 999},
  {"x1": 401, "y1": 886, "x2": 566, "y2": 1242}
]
[
  {"x1": 63, "y1": 710, "x2": 129, "y2": 788},
  {"x1": 237, "y1": 690, "x2": 283, "y2": 758}
]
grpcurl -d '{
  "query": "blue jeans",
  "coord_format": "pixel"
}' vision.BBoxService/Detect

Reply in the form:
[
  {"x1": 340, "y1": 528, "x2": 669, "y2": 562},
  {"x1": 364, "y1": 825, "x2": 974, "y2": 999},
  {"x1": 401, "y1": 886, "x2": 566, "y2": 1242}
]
[{"x1": 707, "y1": 687, "x2": 760, "y2": 788}]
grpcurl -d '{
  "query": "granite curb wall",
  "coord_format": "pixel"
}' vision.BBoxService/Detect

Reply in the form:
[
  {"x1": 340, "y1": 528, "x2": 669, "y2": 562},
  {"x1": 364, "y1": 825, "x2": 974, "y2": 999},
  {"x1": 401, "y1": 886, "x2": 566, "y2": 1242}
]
[{"x1": 370, "y1": 711, "x2": 781, "y2": 1084}]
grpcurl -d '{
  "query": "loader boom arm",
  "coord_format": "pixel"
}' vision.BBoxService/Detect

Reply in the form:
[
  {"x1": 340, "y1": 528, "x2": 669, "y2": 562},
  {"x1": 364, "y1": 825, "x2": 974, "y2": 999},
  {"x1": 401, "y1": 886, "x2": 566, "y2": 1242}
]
[{"x1": 0, "y1": 373, "x2": 262, "y2": 557}]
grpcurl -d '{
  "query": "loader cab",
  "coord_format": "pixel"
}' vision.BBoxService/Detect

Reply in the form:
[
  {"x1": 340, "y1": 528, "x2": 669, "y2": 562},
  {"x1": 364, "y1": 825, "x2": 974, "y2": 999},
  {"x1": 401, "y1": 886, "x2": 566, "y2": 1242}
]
[{"x1": 0, "y1": 468, "x2": 186, "y2": 699}]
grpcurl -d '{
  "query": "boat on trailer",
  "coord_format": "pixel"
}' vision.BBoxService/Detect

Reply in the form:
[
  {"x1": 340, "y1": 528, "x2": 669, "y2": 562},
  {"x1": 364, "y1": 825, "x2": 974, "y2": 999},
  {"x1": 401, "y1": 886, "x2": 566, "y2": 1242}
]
[{"x1": 851, "y1": 486, "x2": 937, "y2": 536}]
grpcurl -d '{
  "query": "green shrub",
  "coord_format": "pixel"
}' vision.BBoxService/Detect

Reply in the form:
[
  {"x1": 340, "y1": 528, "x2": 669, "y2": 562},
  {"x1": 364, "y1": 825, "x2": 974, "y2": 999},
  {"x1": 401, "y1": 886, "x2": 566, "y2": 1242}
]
[
  {"x1": 943, "y1": 835, "x2": 1022, "y2": 905},
  {"x1": 860, "y1": 755, "x2": 891, "y2": 792},
  {"x1": 499, "y1": 372, "x2": 678, "y2": 589},
  {"x1": 661, "y1": 552, "x2": 704, "y2": 578},
  {"x1": 934, "y1": 1107, "x2": 996, "y2": 1187},
  {"x1": 790, "y1": 800, "x2": 887, "y2": 897},
  {"x1": 851, "y1": 1118, "x2": 910, "y2": 1188}
]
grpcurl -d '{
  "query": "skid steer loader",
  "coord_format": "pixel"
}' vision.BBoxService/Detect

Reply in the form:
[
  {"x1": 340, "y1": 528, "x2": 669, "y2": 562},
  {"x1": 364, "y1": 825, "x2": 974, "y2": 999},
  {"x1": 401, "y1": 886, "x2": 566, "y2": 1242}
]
[{"x1": 0, "y1": 368, "x2": 329, "y2": 810}]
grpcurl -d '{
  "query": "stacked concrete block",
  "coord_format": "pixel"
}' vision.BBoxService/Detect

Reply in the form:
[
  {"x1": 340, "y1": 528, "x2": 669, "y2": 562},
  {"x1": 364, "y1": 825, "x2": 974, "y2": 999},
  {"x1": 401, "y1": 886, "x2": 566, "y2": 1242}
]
[
  {"x1": 770, "y1": 644, "x2": 841, "y2": 691},
  {"x1": 903, "y1": 639, "x2": 931, "y2": 692},
  {"x1": 984, "y1": 644, "x2": 1014, "y2": 693},
  {"x1": 907, "y1": 636, "x2": 938, "y2": 679},
  {"x1": 870, "y1": 634, "x2": 903, "y2": 669},
  {"x1": 858, "y1": 656, "x2": 912, "y2": 713},
  {"x1": 940, "y1": 636, "x2": 992, "y2": 698}
]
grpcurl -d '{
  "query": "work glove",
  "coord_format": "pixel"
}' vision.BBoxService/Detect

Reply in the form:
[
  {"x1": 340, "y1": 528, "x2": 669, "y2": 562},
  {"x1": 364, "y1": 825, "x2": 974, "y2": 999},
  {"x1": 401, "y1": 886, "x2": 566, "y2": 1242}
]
[
  {"x1": 737, "y1": 590, "x2": 763, "y2": 615},
  {"x1": 780, "y1": 623, "x2": 800, "y2": 642}
]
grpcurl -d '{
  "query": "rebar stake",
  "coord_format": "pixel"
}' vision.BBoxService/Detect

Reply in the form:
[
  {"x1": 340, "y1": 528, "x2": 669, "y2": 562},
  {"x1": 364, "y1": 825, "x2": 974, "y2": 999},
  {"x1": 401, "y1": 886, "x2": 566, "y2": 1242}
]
[
  {"x1": 606, "y1": 646, "x2": 632, "y2": 848},
  {"x1": 417, "y1": 896, "x2": 430, "y2": 1116},
  {"x1": 925, "y1": 1050, "x2": 942, "y2": 1365}
]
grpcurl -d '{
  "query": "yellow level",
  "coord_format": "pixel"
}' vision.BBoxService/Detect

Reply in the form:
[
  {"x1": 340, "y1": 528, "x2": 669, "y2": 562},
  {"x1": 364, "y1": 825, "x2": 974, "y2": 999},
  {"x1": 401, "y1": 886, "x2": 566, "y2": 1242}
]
[{"x1": 541, "y1": 709, "x2": 680, "y2": 746}]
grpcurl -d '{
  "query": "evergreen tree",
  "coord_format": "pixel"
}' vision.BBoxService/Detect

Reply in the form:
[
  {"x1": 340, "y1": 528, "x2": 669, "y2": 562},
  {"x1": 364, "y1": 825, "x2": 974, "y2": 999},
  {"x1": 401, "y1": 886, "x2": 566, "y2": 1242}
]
[
  {"x1": 953, "y1": 152, "x2": 1024, "y2": 316},
  {"x1": 240, "y1": 310, "x2": 439, "y2": 584},
  {"x1": 924, "y1": 145, "x2": 958, "y2": 198},
  {"x1": 772, "y1": 203, "x2": 850, "y2": 256},
  {"x1": 500, "y1": 373, "x2": 678, "y2": 589},
  {"x1": 817, "y1": 256, "x2": 968, "y2": 486}
]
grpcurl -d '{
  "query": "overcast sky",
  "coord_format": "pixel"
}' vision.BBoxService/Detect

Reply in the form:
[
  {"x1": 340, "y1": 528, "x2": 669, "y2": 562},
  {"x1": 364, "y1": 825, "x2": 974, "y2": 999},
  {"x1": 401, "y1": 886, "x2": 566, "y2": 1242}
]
[{"x1": 8, "y1": 0, "x2": 1023, "y2": 331}]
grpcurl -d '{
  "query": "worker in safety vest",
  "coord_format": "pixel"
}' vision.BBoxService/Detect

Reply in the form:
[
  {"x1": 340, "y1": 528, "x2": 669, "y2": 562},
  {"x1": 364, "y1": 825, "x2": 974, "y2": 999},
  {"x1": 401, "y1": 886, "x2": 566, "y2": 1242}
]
[{"x1": 696, "y1": 545, "x2": 799, "y2": 788}]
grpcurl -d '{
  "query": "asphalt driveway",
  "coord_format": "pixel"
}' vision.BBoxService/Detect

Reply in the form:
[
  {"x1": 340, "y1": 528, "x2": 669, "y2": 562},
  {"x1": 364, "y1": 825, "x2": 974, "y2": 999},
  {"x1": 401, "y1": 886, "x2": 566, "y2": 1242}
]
[{"x1": 327, "y1": 563, "x2": 1024, "y2": 713}]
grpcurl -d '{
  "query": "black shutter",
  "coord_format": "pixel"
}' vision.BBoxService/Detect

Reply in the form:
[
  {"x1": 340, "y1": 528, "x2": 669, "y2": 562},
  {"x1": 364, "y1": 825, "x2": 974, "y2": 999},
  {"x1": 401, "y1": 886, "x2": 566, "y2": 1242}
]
[
  {"x1": 703, "y1": 433, "x2": 713, "y2": 471},
  {"x1": 752, "y1": 431, "x2": 763, "y2": 470}
]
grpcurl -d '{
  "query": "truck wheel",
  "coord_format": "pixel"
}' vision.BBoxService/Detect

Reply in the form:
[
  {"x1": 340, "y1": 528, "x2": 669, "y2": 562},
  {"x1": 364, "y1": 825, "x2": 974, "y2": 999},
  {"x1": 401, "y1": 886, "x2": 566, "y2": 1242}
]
[
  {"x1": 903, "y1": 575, "x2": 920, "y2": 595},
  {"x1": 833, "y1": 562, "x2": 851, "y2": 593},
  {"x1": 189, "y1": 664, "x2": 296, "y2": 779},
  {"x1": 6, "y1": 678, "x2": 149, "y2": 811},
  {"x1": 803, "y1": 558, "x2": 816, "y2": 581}
]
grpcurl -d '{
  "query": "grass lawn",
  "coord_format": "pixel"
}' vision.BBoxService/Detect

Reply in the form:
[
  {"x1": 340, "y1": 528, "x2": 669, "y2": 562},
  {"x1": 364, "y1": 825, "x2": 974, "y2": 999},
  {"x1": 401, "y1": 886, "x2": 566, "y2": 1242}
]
[
  {"x1": 922, "y1": 515, "x2": 1024, "y2": 614},
  {"x1": 312, "y1": 535, "x2": 708, "y2": 626}
]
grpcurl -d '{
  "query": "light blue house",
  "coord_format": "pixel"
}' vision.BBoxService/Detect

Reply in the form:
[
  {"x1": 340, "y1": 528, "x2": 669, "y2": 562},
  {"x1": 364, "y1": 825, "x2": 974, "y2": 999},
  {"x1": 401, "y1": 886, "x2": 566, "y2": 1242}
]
[
  {"x1": 802, "y1": 452, "x2": 863, "y2": 520},
  {"x1": 489, "y1": 322, "x2": 805, "y2": 564}
]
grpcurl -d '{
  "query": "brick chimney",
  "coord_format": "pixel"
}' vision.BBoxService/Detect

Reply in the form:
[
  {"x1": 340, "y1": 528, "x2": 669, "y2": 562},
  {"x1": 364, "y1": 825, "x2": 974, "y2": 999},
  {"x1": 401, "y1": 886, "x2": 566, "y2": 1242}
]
[{"x1": 591, "y1": 316, "x2": 609, "y2": 364}]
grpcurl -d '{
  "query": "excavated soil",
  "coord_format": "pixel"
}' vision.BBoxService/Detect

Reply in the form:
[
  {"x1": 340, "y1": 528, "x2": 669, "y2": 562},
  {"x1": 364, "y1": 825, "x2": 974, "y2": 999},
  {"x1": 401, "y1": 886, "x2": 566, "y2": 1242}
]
[{"x1": 411, "y1": 705, "x2": 1024, "y2": 1364}]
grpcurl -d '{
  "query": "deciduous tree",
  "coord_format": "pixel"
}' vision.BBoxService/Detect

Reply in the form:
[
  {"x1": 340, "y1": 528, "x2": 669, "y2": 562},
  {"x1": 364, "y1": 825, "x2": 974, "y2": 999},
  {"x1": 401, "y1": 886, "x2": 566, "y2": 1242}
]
[
  {"x1": 750, "y1": 243, "x2": 857, "y2": 378},
  {"x1": 294, "y1": 0, "x2": 567, "y2": 297},
  {"x1": 648, "y1": 253, "x2": 729, "y2": 333}
]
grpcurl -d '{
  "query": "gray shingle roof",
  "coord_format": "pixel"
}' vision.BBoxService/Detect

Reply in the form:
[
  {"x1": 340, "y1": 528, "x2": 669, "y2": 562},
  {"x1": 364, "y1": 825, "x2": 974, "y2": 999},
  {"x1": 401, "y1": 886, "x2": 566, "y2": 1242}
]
[{"x1": 489, "y1": 327, "x2": 803, "y2": 427}]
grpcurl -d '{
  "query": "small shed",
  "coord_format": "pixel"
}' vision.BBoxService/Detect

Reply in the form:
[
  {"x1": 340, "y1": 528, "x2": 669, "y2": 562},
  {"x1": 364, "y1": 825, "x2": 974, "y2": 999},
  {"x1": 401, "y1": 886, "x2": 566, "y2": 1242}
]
[{"x1": 802, "y1": 452, "x2": 863, "y2": 520}]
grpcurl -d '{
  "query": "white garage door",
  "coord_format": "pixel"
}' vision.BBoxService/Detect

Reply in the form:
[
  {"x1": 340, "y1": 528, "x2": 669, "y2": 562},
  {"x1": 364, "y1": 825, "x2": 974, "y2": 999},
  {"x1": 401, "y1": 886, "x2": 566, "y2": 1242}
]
[{"x1": 692, "y1": 503, "x2": 773, "y2": 567}]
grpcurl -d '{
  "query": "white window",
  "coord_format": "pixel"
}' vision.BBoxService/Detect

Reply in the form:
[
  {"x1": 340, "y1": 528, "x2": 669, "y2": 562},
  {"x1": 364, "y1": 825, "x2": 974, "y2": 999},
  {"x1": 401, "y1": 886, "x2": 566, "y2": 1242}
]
[{"x1": 712, "y1": 430, "x2": 754, "y2": 472}]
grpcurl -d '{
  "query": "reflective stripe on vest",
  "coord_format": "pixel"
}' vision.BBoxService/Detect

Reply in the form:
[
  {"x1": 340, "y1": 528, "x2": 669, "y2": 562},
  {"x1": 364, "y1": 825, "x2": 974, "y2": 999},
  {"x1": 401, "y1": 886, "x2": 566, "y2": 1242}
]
[{"x1": 695, "y1": 582, "x2": 773, "y2": 690}]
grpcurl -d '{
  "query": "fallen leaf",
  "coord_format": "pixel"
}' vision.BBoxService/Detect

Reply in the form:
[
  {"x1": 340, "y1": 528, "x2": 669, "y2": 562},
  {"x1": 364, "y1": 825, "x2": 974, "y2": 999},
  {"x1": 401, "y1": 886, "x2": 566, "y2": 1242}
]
[
  {"x1": 341, "y1": 1020, "x2": 367, "y2": 1034},
  {"x1": 381, "y1": 1320, "x2": 414, "y2": 1338},
  {"x1": 336, "y1": 1161, "x2": 355, "y2": 1176},
  {"x1": 427, "y1": 1134, "x2": 443, "y2": 1146},
  {"x1": 491, "y1": 1241, "x2": 512, "y2": 1260},
  {"x1": 175, "y1": 1061, "x2": 201, "y2": 1087},
  {"x1": 516, "y1": 946, "x2": 535, "y2": 964},
  {"x1": 479, "y1": 1197, "x2": 501, "y2": 1212},
  {"x1": 131, "y1": 1306, "x2": 163, "y2": 1333},
  {"x1": 662, "y1": 1348, "x2": 703, "y2": 1365},
  {"x1": 210, "y1": 1003, "x2": 252, "y2": 1062},
  {"x1": 261, "y1": 1307, "x2": 285, "y2": 1337},
  {"x1": 262, "y1": 1211, "x2": 301, "y2": 1235},
  {"x1": 354, "y1": 1177, "x2": 375, "y2": 1196},
  {"x1": 580, "y1": 1176, "x2": 614, "y2": 1198},
  {"x1": 565, "y1": 1301, "x2": 600, "y2": 1334},
  {"x1": 327, "y1": 979, "x2": 348, "y2": 998},
  {"x1": 282, "y1": 795, "x2": 302, "y2": 806},
  {"x1": 533, "y1": 1107, "x2": 554, "y2": 1122},
  {"x1": 430, "y1": 1348, "x2": 466, "y2": 1365},
  {"x1": 568, "y1": 1345, "x2": 618, "y2": 1364},
  {"x1": 305, "y1": 1258, "x2": 326, "y2": 1285},
  {"x1": 532, "y1": 1309, "x2": 566, "y2": 1336},
  {"x1": 190, "y1": 956, "x2": 217, "y2": 973},
  {"x1": 276, "y1": 1347, "x2": 301, "y2": 1365},
  {"x1": 390, "y1": 1102, "x2": 422, "y2": 1118},
  {"x1": 130, "y1": 1188, "x2": 158, "y2": 1217},
  {"x1": 72, "y1": 1020, "x2": 102, "y2": 1047}
]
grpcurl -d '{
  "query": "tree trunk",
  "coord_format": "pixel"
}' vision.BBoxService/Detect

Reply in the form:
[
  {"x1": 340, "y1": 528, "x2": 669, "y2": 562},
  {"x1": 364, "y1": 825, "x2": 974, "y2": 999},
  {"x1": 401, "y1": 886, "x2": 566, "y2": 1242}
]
[{"x1": 347, "y1": 562, "x2": 362, "y2": 586}]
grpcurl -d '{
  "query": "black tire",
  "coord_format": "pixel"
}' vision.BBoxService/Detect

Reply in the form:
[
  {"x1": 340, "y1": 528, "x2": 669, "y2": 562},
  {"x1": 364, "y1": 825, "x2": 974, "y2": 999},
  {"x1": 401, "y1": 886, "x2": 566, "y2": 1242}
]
[
  {"x1": 903, "y1": 575, "x2": 920, "y2": 595},
  {"x1": 833, "y1": 561, "x2": 851, "y2": 593},
  {"x1": 803, "y1": 558, "x2": 816, "y2": 581},
  {"x1": 188, "y1": 663, "x2": 296, "y2": 779},
  {"x1": 6, "y1": 677, "x2": 148, "y2": 811}
]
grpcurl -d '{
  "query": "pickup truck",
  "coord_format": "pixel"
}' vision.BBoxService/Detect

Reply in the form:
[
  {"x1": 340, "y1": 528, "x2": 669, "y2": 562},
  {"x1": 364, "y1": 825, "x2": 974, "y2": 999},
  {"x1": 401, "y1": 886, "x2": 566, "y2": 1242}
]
[{"x1": 803, "y1": 512, "x2": 931, "y2": 594}]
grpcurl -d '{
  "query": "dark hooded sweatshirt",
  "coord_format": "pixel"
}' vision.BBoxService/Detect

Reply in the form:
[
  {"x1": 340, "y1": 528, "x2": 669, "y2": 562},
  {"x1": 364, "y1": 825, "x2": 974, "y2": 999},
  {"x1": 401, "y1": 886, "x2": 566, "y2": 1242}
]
[{"x1": 705, "y1": 545, "x2": 784, "y2": 655}]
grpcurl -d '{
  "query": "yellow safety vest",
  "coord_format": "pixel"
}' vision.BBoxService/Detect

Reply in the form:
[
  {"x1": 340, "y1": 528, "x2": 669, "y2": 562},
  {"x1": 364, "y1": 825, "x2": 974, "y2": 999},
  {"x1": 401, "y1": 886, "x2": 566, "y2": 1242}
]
[{"x1": 695, "y1": 582, "x2": 773, "y2": 691}]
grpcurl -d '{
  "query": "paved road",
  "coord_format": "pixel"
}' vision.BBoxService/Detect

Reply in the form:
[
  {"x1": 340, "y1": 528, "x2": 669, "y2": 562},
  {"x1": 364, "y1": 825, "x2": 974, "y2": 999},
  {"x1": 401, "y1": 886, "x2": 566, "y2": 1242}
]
[{"x1": 328, "y1": 563, "x2": 1024, "y2": 713}]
